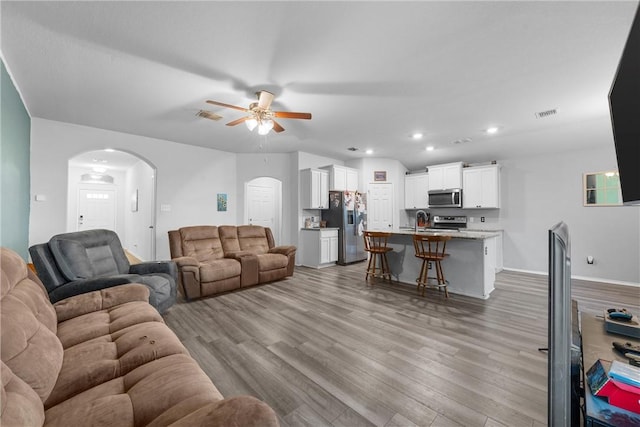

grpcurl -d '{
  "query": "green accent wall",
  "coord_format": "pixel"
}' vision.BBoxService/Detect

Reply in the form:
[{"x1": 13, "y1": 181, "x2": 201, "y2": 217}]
[{"x1": 1, "y1": 59, "x2": 31, "y2": 259}]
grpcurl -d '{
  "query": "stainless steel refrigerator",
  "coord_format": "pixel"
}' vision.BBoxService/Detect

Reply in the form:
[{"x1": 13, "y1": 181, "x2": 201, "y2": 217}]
[{"x1": 321, "y1": 191, "x2": 367, "y2": 265}]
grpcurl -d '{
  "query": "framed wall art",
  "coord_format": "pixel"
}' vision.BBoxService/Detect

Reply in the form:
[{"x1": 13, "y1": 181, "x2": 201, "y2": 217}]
[{"x1": 374, "y1": 170, "x2": 387, "y2": 182}]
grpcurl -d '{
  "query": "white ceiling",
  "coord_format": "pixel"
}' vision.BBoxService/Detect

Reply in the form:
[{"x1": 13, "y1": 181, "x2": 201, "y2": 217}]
[{"x1": 2, "y1": 1, "x2": 637, "y2": 171}]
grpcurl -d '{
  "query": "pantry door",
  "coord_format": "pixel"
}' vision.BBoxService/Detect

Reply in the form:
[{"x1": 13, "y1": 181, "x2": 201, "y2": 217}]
[{"x1": 367, "y1": 183, "x2": 394, "y2": 231}]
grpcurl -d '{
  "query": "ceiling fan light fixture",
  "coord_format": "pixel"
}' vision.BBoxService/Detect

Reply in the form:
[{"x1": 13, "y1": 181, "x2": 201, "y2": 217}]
[
  {"x1": 245, "y1": 118, "x2": 258, "y2": 131},
  {"x1": 258, "y1": 119, "x2": 274, "y2": 135}
]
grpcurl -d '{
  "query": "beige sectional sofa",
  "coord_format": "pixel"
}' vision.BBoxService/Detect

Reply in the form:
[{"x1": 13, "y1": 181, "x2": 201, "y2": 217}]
[
  {"x1": 168, "y1": 225, "x2": 296, "y2": 300},
  {"x1": 0, "y1": 247, "x2": 279, "y2": 426}
]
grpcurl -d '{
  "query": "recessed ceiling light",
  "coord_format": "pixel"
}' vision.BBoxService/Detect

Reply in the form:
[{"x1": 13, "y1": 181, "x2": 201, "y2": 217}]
[
  {"x1": 426, "y1": 146, "x2": 435, "y2": 152},
  {"x1": 365, "y1": 149, "x2": 373, "y2": 155},
  {"x1": 411, "y1": 133, "x2": 424, "y2": 140},
  {"x1": 486, "y1": 127, "x2": 499, "y2": 134},
  {"x1": 104, "y1": 148, "x2": 115, "y2": 152}
]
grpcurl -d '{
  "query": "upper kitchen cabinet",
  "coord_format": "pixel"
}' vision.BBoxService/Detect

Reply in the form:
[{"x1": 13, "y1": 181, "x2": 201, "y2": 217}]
[
  {"x1": 462, "y1": 164, "x2": 500, "y2": 209},
  {"x1": 427, "y1": 162, "x2": 463, "y2": 191},
  {"x1": 301, "y1": 168, "x2": 329, "y2": 209},
  {"x1": 404, "y1": 172, "x2": 429, "y2": 209},
  {"x1": 322, "y1": 165, "x2": 359, "y2": 191}
]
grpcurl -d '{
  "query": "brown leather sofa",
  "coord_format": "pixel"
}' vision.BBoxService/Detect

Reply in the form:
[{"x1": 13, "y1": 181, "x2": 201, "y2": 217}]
[
  {"x1": 0, "y1": 247, "x2": 279, "y2": 427},
  {"x1": 168, "y1": 225, "x2": 296, "y2": 300}
]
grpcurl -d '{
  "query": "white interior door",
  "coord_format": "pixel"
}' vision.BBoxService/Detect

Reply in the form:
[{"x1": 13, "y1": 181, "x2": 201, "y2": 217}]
[
  {"x1": 247, "y1": 183, "x2": 276, "y2": 225},
  {"x1": 77, "y1": 188, "x2": 116, "y2": 231},
  {"x1": 368, "y1": 183, "x2": 394, "y2": 231}
]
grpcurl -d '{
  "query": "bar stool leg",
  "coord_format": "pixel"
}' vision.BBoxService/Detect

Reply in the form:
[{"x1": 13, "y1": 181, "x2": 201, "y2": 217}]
[{"x1": 436, "y1": 260, "x2": 449, "y2": 298}]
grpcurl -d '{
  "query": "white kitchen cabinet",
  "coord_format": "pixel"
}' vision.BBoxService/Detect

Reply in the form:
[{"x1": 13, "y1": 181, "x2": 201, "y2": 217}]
[
  {"x1": 301, "y1": 228, "x2": 339, "y2": 268},
  {"x1": 346, "y1": 168, "x2": 359, "y2": 192},
  {"x1": 427, "y1": 162, "x2": 463, "y2": 190},
  {"x1": 300, "y1": 168, "x2": 329, "y2": 209},
  {"x1": 323, "y1": 165, "x2": 359, "y2": 191},
  {"x1": 462, "y1": 164, "x2": 500, "y2": 209},
  {"x1": 404, "y1": 173, "x2": 429, "y2": 209}
]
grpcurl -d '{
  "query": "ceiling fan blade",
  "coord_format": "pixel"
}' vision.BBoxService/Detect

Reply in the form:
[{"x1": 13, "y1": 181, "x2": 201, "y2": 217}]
[
  {"x1": 196, "y1": 110, "x2": 222, "y2": 121},
  {"x1": 206, "y1": 100, "x2": 249, "y2": 112},
  {"x1": 257, "y1": 91, "x2": 274, "y2": 110},
  {"x1": 272, "y1": 120, "x2": 285, "y2": 133},
  {"x1": 226, "y1": 117, "x2": 251, "y2": 126},
  {"x1": 273, "y1": 111, "x2": 312, "y2": 120}
]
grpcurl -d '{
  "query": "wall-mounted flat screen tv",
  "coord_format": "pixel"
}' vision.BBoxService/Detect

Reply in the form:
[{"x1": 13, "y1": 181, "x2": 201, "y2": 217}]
[{"x1": 609, "y1": 4, "x2": 640, "y2": 205}]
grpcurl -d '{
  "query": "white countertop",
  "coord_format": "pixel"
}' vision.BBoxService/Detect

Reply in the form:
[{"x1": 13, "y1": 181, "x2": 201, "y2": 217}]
[
  {"x1": 300, "y1": 227, "x2": 340, "y2": 231},
  {"x1": 392, "y1": 229, "x2": 501, "y2": 240}
]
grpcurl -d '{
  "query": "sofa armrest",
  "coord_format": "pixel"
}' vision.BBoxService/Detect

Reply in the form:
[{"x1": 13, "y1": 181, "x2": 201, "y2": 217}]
[
  {"x1": 47, "y1": 274, "x2": 141, "y2": 304},
  {"x1": 130, "y1": 260, "x2": 177, "y2": 278},
  {"x1": 54, "y1": 284, "x2": 150, "y2": 322},
  {"x1": 269, "y1": 245, "x2": 297, "y2": 256},
  {"x1": 166, "y1": 396, "x2": 279, "y2": 427},
  {"x1": 171, "y1": 256, "x2": 199, "y2": 268}
]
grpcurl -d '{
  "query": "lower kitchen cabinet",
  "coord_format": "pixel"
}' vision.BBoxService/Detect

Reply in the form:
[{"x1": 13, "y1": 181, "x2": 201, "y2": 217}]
[{"x1": 300, "y1": 228, "x2": 339, "y2": 268}]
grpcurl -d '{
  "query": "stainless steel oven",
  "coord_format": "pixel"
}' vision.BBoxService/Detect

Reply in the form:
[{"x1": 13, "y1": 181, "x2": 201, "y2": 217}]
[{"x1": 428, "y1": 189, "x2": 462, "y2": 208}]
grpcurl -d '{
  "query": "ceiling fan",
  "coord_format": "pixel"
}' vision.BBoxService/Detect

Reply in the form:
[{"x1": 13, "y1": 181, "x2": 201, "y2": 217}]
[{"x1": 206, "y1": 90, "x2": 311, "y2": 134}]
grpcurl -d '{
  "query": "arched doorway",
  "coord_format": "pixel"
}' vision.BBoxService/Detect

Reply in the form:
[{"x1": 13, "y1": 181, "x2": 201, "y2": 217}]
[
  {"x1": 67, "y1": 149, "x2": 157, "y2": 260},
  {"x1": 245, "y1": 177, "x2": 282, "y2": 243}
]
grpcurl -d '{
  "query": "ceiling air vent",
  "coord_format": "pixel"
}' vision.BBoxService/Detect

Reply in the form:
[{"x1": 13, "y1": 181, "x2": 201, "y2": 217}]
[
  {"x1": 347, "y1": 147, "x2": 359, "y2": 151},
  {"x1": 450, "y1": 137, "x2": 472, "y2": 145},
  {"x1": 196, "y1": 110, "x2": 222, "y2": 121},
  {"x1": 535, "y1": 108, "x2": 558, "y2": 119}
]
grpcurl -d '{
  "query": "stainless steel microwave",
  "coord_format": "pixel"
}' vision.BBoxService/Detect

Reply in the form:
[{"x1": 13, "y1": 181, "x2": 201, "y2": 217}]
[{"x1": 428, "y1": 189, "x2": 462, "y2": 208}]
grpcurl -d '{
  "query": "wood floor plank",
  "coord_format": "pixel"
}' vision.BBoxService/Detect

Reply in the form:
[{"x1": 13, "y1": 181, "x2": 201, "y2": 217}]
[{"x1": 163, "y1": 264, "x2": 640, "y2": 427}]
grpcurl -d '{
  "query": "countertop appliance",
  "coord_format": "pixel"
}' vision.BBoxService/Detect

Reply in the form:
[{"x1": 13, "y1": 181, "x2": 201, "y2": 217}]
[
  {"x1": 428, "y1": 188, "x2": 462, "y2": 208},
  {"x1": 430, "y1": 215, "x2": 467, "y2": 231},
  {"x1": 321, "y1": 191, "x2": 367, "y2": 265}
]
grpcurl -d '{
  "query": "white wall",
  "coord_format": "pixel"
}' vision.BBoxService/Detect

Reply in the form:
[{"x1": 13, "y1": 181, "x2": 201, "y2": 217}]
[
  {"x1": 500, "y1": 146, "x2": 639, "y2": 284},
  {"x1": 236, "y1": 152, "x2": 295, "y2": 247},
  {"x1": 124, "y1": 160, "x2": 155, "y2": 260},
  {"x1": 30, "y1": 118, "x2": 238, "y2": 260}
]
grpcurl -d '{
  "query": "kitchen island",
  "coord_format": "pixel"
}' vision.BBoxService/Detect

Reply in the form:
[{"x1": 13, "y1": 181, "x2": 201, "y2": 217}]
[{"x1": 382, "y1": 229, "x2": 501, "y2": 299}]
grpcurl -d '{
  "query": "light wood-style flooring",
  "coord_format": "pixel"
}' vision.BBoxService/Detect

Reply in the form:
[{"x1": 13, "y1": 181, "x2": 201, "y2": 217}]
[{"x1": 163, "y1": 264, "x2": 640, "y2": 427}]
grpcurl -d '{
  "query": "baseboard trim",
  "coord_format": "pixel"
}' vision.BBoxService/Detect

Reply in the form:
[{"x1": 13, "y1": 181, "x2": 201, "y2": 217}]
[{"x1": 502, "y1": 267, "x2": 640, "y2": 288}]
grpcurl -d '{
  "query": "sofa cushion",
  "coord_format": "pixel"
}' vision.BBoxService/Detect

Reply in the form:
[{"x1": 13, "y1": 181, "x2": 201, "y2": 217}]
[
  {"x1": 55, "y1": 299, "x2": 163, "y2": 349},
  {"x1": 236, "y1": 225, "x2": 271, "y2": 254},
  {"x1": 1, "y1": 361, "x2": 45, "y2": 426},
  {"x1": 48, "y1": 230, "x2": 130, "y2": 280},
  {"x1": 179, "y1": 226, "x2": 226, "y2": 263},
  {"x1": 45, "y1": 321, "x2": 190, "y2": 408},
  {"x1": 199, "y1": 259, "x2": 242, "y2": 283},
  {"x1": 43, "y1": 354, "x2": 224, "y2": 427},
  {"x1": 0, "y1": 249, "x2": 63, "y2": 403},
  {"x1": 257, "y1": 253, "x2": 289, "y2": 272}
]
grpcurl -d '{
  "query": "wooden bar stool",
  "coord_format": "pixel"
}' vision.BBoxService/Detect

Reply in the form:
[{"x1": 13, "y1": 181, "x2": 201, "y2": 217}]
[
  {"x1": 412, "y1": 234, "x2": 451, "y2": 298},
  {"x1": 363, "y1": 231, "x2": 393, "y2": 282}
]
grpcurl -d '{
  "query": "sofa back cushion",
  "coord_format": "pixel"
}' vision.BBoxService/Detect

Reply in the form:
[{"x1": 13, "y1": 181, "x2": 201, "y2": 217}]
[
  {"x1": 0, "y1": 248, "x2": 63, "y2": 404},
  {"x1": 178, "y1": 226, "x2": 225, "y2": 263},
  {"x1": 219, "y1": 225, "x2": 275, "y2": 255},
  {"x1": 48, "y1": 229, "x2": 130, "y2": 280}
]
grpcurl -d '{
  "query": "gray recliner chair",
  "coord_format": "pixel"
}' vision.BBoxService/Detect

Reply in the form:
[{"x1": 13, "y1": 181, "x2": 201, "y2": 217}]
[{"x1": 29, "y1": 229, "x2": 177, "y2": 313}]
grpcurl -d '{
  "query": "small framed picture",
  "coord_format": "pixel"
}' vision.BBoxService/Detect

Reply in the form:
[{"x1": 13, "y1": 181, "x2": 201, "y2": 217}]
[
  {"x1": 217, "y1": 193, "x2": 228, "y2": 211},
  {"x1": 374, "y1": 171, "x2": 387, "y2": 182}
]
